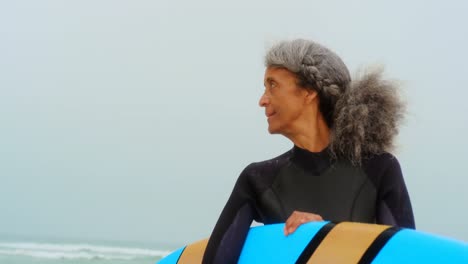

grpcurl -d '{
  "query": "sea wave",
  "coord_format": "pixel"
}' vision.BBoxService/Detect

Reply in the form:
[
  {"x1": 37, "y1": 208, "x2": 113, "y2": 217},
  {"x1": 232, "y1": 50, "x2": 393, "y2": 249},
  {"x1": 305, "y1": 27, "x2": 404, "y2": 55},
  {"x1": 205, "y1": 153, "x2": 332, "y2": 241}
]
[{"x1": 0, "y1": 242, "x2": 171, "y2": 260}]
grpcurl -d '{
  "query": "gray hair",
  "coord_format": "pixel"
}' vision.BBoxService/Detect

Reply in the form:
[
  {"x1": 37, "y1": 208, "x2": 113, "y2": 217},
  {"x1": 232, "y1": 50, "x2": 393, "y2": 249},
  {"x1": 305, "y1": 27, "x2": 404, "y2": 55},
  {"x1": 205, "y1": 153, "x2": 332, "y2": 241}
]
[
  {"x1": 265, "y1": 39, "x2": 405, "y2": 164},
  {"x1": 265, "y1": 39, "x2": 351, "y2": 127}
]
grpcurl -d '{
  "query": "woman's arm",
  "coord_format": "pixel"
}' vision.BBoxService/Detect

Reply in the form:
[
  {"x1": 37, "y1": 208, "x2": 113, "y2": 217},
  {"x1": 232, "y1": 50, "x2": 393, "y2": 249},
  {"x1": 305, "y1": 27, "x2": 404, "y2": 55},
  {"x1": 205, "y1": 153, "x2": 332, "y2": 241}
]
[
  {"x1": 203, "y1": 167, "x2": 257, "y2": 264},
  {"x1": 375, "y1": 154, "x2": 416, "y2": 229}
]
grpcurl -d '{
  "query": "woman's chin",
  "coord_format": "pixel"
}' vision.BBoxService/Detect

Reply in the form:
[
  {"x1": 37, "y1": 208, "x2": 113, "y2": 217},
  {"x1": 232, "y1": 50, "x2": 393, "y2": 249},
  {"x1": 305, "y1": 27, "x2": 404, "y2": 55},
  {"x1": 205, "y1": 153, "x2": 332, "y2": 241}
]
[{"x1": 267, "y1": 124, "x2": 281, "y2": 134}]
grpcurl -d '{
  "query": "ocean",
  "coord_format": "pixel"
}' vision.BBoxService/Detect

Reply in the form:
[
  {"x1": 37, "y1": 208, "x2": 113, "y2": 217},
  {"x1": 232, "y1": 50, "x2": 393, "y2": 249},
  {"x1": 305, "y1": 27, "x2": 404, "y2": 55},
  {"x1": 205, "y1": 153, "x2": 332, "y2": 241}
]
[{"x1": 0, "y1": 235, "x2": 175, "y2": 264}]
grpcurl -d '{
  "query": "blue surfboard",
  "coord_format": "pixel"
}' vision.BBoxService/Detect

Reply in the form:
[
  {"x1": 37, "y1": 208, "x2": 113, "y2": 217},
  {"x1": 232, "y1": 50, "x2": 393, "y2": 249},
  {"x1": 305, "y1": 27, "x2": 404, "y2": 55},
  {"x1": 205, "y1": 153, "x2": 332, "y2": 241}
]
[{"x1": 158, "y1": 222, "x2": 468, "y2": 263}]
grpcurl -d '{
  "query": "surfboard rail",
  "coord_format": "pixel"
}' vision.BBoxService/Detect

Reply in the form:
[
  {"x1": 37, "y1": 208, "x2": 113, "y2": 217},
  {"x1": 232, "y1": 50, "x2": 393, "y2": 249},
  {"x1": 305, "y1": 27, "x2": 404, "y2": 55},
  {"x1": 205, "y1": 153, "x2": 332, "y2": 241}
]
[{"x1": 158, "y1": 221, "x2": 468, "y2": 264}]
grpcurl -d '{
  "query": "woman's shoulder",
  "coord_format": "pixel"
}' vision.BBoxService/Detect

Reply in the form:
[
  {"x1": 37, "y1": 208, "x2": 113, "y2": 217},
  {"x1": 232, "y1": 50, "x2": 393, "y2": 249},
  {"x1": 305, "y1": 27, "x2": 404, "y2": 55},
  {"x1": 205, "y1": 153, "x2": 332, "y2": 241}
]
[
  {"x1": 235, "y1": 149, "x2": 294, "y2": 191},
  {"x1": 243, "y1": 149, "x2": 293, "y2": 175},
  {"x1": 363, "y1": 151, "x2": 400, "y2": 166},
  {"x1": 361, "y1": 151, "x2": 404, "y2": 186}
]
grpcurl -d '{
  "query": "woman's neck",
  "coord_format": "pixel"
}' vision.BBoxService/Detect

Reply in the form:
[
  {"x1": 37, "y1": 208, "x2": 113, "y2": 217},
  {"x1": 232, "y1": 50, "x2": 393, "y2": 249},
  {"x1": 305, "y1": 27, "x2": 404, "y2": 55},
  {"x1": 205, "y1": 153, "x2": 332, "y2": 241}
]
[{"x1": 284, "y1": 113, "x2": 330, "y2": 153}]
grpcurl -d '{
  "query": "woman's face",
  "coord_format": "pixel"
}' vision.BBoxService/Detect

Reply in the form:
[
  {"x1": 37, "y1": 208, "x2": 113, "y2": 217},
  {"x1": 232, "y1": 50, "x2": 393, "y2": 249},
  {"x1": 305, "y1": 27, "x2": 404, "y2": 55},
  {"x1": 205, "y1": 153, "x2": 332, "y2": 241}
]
[{"x1": 259, "y1": 67, "x2": 313, "y2": 135}]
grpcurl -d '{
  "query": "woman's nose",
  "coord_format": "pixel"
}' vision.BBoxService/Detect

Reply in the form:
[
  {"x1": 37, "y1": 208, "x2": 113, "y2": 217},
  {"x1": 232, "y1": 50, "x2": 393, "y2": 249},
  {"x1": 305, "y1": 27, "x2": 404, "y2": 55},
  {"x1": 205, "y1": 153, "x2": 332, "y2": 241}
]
[{"x1": 259, "y1": 93, "x2": 269, "y2": 107}]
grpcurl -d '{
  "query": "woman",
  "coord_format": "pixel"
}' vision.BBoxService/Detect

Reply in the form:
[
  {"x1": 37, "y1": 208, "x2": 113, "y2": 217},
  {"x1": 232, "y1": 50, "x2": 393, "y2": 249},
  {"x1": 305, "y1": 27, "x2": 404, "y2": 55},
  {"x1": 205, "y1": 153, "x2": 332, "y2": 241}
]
[{"x1": 202, "y1": 39, "x2": 415, "y2": 264}]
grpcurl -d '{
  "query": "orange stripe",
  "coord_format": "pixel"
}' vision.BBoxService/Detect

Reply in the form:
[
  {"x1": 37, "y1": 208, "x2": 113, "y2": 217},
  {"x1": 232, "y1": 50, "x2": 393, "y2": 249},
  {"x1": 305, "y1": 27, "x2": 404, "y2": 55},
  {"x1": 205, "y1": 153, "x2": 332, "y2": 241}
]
[
  {"x1": 306, "y1": 222, "x2": 390, "y2": 264},
  {"x1": 177, "y1": 238, "x2": 208, "y2": 264}
]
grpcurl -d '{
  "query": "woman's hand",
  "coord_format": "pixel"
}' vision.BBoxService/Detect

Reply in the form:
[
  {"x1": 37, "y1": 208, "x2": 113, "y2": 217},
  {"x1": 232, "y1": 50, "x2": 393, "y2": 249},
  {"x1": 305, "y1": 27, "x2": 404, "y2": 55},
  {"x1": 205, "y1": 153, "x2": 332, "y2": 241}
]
[{"x1": 284, "y1": 210, "x2": 323, "y2": 236}]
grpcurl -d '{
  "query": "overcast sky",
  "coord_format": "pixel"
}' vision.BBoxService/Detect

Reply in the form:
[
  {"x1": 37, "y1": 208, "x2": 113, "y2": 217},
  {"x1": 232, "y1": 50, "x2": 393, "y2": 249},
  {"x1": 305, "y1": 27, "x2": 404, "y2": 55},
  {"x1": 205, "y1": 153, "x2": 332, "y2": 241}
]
[{"x1": 1, "y1": 0, "x2": 467, "y2": 247}]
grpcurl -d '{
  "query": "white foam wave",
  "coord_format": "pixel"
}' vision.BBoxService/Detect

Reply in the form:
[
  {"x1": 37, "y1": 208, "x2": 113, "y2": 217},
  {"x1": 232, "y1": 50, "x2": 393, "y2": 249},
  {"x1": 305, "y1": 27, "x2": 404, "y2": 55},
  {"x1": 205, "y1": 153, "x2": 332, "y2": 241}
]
[{"x1": 0, "y1": 242, "x2": 171, "y2": 260}]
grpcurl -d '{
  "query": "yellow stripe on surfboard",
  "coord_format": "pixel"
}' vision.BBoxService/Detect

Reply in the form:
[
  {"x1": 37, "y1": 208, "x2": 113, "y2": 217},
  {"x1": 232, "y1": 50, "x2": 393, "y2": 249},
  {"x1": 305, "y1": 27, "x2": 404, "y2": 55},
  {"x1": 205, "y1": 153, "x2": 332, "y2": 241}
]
[
  {"x1": 177, "y1": 238, "x2": 208, "y2": 263},
  {"x1": 306, "y1": 222, "x2": 391, "y2": 264}
]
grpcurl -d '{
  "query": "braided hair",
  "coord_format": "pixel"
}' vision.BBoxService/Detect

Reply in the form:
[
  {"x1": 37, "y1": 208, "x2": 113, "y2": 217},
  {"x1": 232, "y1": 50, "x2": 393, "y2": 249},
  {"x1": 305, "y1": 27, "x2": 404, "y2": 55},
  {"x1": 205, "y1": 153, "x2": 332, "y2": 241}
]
[{"x1": 265, "y1": 39, "x2": 405, "y2": 164}]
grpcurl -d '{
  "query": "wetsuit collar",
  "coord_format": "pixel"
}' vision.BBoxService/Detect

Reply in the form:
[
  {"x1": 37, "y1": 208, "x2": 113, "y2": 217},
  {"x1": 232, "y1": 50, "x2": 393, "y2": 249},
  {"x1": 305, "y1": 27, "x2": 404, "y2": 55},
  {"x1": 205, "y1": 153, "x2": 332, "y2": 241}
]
[{"x1": 291, "y1": 145, "x2": 333, "y2": 175}]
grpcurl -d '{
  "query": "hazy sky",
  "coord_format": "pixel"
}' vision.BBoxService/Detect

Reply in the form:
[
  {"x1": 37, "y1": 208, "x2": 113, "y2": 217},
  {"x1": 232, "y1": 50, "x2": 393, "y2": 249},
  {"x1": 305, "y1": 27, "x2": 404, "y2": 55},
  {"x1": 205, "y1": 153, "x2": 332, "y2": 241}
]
[{"x1": 1, "y1": 0, "x2": 467, "y2": 247}]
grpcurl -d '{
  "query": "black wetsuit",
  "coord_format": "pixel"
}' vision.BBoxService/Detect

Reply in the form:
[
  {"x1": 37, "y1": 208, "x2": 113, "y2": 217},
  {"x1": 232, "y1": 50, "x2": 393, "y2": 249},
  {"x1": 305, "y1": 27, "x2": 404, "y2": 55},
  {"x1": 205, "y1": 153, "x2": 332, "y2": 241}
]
[{"x1": 202, "y1": 145, "x2": 415, "y2": 264}]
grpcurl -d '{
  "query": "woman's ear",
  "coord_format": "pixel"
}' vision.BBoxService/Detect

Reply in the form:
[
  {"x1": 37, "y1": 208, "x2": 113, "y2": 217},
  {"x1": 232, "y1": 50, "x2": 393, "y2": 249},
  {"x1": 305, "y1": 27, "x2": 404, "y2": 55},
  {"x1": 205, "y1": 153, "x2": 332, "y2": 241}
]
[{"x1": 305, "y1": 89, "x2": 318, "y2": 104}]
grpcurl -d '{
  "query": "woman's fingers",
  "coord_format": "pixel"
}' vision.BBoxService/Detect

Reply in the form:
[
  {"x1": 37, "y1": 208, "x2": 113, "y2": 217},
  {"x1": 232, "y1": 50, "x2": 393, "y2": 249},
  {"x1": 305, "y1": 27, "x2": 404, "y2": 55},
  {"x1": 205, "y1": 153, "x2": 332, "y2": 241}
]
[{"x1": 284, "y1": 211, "x2": 323, "y2": 236}]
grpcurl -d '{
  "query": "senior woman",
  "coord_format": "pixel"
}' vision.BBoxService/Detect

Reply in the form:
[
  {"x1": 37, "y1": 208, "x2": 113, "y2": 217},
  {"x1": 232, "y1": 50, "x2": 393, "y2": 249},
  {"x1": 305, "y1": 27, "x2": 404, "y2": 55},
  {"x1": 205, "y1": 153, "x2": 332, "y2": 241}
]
[{"x1": 202, "y1": 39, "x2": 415, "y2": 264}]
